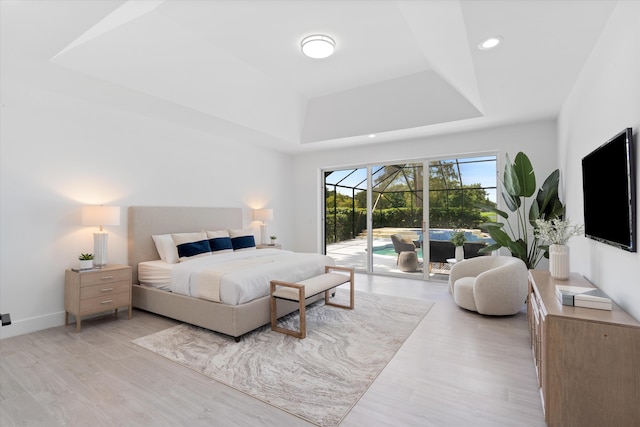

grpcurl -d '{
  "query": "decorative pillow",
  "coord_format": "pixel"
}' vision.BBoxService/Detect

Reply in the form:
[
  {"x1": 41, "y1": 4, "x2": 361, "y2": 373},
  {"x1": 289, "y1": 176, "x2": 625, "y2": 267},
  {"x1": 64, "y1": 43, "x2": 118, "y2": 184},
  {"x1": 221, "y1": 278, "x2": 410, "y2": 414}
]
[
  {"x1": 152, "y1": 234, "x2": 180, "y2": 264},
  {"x1": 228, "y1": 228, "x2": 257, "y2": 251},
  {"x1": 171, "y1": 232, "x2": 212, "y2": 262},
  {"x1": 205, "y1": 230, "x2": 234, "y2": 254}
]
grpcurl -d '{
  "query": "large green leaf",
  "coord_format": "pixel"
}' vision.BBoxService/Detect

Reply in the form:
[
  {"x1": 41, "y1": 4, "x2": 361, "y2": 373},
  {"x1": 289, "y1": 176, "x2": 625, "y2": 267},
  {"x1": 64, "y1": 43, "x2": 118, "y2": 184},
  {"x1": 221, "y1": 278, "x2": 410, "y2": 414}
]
[
  {"x1": 536, "y1": 169, "x2": 562, "y2": 217},
  {"x1": 503, "y1": 153, "x2": 521, "y2": 197},
  {"x1": 507, "y1": 239, "x2": 528, "y2": 265},
  {"x1": 486, "y1": 226, "x2": 513, "y2": 247},
  {"x1": 511, "y1": 152, "x2": 536, "y2": 197},
  {"x1": 500, "y1": 180, "x2": 521, "y2": 212}
]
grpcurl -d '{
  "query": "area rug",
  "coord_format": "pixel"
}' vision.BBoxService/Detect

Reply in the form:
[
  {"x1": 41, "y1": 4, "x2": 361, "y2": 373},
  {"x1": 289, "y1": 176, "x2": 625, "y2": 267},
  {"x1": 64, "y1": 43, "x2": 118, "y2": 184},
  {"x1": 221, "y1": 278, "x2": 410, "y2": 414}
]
[{"x1": 133, "y1": 290, "x2": 433, "y2": 426}]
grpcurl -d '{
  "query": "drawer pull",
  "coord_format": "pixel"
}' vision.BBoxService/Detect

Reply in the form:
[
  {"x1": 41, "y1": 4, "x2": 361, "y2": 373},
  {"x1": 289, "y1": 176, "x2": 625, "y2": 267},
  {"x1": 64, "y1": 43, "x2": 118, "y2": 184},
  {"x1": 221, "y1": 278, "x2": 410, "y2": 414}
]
[
  {"x1": 101, "y1": 300, "x2": 113, "y2": 304},
  {"x1": 100, "y1": 276, "x2": 114, "y2": 280},
  {"x1": 101, "y1": 288, "x2": 114, "y2": 292}
]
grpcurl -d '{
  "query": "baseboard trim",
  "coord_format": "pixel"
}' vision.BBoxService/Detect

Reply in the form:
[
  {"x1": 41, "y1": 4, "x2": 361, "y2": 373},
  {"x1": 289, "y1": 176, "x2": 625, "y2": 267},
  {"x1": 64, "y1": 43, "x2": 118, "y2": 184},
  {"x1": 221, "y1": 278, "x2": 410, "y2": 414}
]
[{"x1": 0, "y1": 311, "x2": 65, "y2": 339}]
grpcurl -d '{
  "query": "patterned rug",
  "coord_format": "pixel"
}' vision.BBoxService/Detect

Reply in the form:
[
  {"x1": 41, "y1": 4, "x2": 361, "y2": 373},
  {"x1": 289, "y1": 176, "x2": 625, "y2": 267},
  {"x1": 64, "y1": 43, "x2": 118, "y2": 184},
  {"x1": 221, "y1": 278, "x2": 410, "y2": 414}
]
[{"x1": 133, "y1": 290, "x2": 433, "y2": 426}]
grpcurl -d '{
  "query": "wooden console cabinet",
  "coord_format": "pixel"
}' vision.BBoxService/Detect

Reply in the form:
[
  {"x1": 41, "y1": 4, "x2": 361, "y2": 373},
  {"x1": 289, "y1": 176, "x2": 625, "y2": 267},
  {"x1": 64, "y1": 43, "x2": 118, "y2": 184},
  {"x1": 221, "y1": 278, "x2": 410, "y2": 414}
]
[{"x1": 528, "y1": 270, "x2": 640, "y2": 427}]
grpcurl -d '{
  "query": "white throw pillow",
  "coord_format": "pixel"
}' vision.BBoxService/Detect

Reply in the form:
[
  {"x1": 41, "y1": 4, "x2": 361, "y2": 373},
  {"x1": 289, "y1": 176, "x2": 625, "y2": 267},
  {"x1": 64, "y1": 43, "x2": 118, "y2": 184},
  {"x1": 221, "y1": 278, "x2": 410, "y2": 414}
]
[{"x1": 152, "y1": 234, "x2": 179, "y2": 264}]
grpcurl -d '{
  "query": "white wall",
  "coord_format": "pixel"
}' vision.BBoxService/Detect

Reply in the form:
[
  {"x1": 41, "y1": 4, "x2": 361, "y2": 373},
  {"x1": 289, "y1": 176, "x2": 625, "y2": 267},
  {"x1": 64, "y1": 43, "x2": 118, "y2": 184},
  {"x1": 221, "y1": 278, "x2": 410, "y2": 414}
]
[
  {"x1": 291, "y1": 119, "x2": 558, "y2": 257},
  {"x1": 0, "y1": 79, "x2": 293, "y2": 339},
  {"x1": 558, "y1": 0, "x2": 640, "y2": 320}
]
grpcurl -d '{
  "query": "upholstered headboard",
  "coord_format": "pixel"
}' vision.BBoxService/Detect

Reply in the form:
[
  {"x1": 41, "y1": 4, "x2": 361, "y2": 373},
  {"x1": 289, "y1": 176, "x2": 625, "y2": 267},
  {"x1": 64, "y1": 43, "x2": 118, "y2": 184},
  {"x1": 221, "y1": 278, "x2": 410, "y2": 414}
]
[{"x1": 128, "y1": 206, "x2": 243, "y2": 284}]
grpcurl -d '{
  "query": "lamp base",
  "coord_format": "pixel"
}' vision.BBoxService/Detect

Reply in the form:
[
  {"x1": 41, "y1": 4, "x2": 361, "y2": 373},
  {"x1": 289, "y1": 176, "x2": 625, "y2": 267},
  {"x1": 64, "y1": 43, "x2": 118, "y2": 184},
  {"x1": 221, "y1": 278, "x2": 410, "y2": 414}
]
[
  {"x1": 260, "y1": 223, "x2": 268, "y2": 246},
  {"x1": 93, "y1": 232, "x2": 109, "y2": 268}
]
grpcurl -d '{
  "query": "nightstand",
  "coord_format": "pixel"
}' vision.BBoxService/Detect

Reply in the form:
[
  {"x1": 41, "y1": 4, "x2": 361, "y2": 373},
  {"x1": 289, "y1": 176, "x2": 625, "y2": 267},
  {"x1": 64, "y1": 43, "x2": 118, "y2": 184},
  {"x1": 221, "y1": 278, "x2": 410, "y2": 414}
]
[
  {"x1": 64, "y1": 264, "x2": 132, "y2": 332},
  {"x1": 256, "y1": 244, "x2": 282, "y2": 249}
]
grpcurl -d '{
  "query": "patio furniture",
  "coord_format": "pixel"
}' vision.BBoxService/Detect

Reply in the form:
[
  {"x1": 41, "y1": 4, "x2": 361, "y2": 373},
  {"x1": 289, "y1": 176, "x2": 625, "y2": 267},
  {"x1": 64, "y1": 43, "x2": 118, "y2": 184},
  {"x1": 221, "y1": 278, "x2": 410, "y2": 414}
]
[
  {"x1": 448, "y1": 256, "x2": 528, "y2": 315},
  {"x1": 390, "y1": 234, "x2": 417, "y2": 265},
  {"x1": 463, "y1": 241, "x2": 489, "y2": 258},
  {"x1": 398, "y1": 251, "x2": 419, "y2": 272}
]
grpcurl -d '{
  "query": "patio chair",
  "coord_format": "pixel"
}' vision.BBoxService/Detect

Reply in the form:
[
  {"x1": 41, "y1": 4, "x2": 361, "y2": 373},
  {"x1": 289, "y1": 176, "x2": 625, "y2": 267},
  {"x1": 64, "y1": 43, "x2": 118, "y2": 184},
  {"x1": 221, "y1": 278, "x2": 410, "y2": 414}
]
[{"x1": 390, "y1": 234, "x2": 417, "y2": 266}]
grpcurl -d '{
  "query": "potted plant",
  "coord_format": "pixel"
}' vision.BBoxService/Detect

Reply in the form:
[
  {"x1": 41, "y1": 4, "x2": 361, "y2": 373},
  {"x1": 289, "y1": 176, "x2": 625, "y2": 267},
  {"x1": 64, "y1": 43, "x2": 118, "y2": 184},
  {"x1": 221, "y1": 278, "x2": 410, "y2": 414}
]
[
  {"x1": 269, "y1": 235, "x2": 277, "y2": 245},
  {"x1": 78, "y1": 253, "x2": 94, "y2": 269},
  {"x1": 478, "y1": 152, "x2": 565, "y2": 269},
  {"x1": 535, "y1": 218, "x2": 584, "y2": 279},
  {"x1": 450, "y1": 230, "x2": 467, "y2": 261}
]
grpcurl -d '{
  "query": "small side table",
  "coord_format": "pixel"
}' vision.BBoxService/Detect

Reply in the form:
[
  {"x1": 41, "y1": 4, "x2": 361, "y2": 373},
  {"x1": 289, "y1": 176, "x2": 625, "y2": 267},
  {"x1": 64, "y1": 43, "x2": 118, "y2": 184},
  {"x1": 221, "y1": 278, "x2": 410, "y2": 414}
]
[
  {"x1": 256, "y1": 244, "x2": 282, "y2": 249},
  {"x1": 64, "y1": 264, "x2": 132, "y2": 332}
]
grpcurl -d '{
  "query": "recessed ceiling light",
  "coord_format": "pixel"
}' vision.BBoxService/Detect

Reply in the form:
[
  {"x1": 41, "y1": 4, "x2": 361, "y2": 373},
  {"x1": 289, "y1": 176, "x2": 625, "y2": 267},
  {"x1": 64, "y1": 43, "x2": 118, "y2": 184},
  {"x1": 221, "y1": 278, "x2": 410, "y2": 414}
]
[
  {"x1": 368, "y1": 134, "x2": 376, "y2": 138},
  {"x1": 478, "y1": 36, "x2": 503, "y2": 50},
  {"x1": 301, "y1": 34, "x2": 335, "y2": 59}
]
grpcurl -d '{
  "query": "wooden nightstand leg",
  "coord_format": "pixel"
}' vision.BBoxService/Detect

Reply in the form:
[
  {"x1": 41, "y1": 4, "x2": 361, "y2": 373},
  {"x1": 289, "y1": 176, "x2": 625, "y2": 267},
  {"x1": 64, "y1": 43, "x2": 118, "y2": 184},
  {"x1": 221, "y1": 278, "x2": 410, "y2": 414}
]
[{"x1": 76, "y1": 317, "x2": 81, "y2": 332}]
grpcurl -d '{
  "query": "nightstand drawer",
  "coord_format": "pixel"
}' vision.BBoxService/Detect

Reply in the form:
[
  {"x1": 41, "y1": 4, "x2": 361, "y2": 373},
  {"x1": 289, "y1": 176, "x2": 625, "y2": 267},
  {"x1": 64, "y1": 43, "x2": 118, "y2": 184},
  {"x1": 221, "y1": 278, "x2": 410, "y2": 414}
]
[
  {"x1": 79, "y1": 291, "x2": 130, "y2": 314},
  {"x1": 80, "y1": 269, "x2": 130, "y2": 287},
  {"x1": 80, "y1": 280, "x2": 130, "y2": 300}
]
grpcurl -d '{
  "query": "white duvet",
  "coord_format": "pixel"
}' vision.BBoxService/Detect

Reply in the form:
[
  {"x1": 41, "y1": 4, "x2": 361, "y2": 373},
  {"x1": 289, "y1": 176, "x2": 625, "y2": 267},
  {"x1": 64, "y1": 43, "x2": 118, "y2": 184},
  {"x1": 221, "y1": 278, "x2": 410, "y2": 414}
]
[{"x1": 170, "y1": 249, "x2": 335, "y2": 305}]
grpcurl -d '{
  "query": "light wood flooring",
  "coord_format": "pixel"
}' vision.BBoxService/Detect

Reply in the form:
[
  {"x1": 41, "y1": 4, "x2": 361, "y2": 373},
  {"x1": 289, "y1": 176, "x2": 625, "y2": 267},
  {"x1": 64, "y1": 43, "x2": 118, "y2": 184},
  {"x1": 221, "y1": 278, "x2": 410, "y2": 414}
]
[{"x1": 0, "y1": 275, "x2": 546, "y2": 426}]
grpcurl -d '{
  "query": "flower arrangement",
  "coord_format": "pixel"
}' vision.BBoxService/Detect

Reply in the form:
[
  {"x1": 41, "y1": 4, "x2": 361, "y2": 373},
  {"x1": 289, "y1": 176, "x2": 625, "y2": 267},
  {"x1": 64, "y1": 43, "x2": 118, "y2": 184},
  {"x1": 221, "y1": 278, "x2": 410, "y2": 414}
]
[
  {"x1": 450, "y1": 229, "x2": 467, "y2": 247},
  {"x1": 535, "y1": 218, "x2": 584, "y2": 245}
]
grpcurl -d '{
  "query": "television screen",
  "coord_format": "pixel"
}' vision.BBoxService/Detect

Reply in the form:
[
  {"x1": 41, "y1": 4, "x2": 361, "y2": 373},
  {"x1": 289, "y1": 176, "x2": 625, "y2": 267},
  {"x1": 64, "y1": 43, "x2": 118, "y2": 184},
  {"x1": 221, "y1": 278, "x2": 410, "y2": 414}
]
[{"x1": 582, "y1": 127, "x2": 636, "y2": 252}]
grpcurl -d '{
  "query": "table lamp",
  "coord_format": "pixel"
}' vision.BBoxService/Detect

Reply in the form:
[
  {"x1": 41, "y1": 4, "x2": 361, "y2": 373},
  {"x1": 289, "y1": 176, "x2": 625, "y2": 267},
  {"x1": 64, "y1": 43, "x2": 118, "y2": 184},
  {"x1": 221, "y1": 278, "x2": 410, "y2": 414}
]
[
  {"x1": 253, "y1": 208, "x2": 273, "y2": 245},
  {"x1": 82, "y1": 205, "x2": 120, "y2": 268}
]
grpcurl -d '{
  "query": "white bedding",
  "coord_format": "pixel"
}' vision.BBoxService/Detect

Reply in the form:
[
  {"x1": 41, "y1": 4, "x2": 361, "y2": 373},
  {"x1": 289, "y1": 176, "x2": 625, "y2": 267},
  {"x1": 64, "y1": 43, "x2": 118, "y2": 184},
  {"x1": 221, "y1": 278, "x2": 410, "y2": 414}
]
[
  {"x1": 170, "y1": 249, "x2": 335, "y2": 305},
  {"x1": 138, "y1": 260, "x2": 173, "y2": 290}
]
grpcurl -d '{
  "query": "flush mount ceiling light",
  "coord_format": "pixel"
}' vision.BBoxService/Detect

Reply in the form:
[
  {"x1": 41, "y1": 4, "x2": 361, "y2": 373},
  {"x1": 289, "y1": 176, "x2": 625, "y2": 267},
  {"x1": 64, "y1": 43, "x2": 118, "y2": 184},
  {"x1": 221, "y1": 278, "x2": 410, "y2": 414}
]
[
  {"x1": 478, "y1": 36, "x2": 503, "y2": 50},
  {"x1": 301, "y1": 34, "x2": 335, "y2": 59}
]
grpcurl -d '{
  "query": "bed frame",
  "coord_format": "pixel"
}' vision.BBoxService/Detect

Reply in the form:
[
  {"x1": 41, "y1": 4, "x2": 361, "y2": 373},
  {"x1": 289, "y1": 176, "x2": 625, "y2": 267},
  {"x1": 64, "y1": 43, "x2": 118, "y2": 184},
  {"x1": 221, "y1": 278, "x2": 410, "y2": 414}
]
[{"x1": 128, "y1": 206, "x2": 322, "y2": 341}]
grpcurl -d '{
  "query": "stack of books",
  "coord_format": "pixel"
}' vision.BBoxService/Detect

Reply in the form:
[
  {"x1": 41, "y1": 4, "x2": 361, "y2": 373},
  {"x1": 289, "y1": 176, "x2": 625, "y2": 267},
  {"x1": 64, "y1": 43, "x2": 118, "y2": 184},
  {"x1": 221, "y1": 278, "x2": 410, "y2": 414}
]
[{"x1": 555, "y1": 285, "x2": 612, "y2": 311}]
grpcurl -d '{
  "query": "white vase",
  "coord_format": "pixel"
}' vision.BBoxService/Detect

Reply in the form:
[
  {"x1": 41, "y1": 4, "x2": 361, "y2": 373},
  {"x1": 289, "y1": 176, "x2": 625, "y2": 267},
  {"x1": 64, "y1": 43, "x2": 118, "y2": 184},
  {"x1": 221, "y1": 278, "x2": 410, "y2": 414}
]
[
  {"x1": 79, "y1": 259, "x2": 93, "y2": 270},
  {"x1": 549, "y1": 244, "x2": 570, "y2": 280},
  {"x1": 455, "y1": 245, "x2": 464, "y2": 262}
]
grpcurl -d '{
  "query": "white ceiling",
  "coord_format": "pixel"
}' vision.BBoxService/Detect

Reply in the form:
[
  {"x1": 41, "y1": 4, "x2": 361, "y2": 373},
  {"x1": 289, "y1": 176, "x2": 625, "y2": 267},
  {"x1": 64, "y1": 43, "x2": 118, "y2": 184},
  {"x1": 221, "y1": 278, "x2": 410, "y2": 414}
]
[{"x1": 1, "y1": 0, "x2": 618, "y2": 153}]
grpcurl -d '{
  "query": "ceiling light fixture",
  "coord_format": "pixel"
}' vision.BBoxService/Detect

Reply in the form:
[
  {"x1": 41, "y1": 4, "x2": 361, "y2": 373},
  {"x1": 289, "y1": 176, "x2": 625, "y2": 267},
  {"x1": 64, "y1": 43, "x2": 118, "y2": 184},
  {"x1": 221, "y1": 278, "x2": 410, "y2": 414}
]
[
  {"x1": 368, "y1": 134, "x2": 376, "y2": 138},
  {"x1": 478, "y1": 36, "x2": 503, "y2": 50},
  {"x1": 301, "y1": 34, "x2": 335, "y2": 59}
]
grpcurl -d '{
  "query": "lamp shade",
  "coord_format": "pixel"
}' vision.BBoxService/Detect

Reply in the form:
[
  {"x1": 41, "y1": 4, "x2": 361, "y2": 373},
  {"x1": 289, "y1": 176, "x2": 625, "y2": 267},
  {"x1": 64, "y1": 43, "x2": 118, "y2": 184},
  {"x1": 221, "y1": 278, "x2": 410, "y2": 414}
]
[
  {"x1": 82, "y1": 206, "x2": 120, "y2": 227},
  {"x1": 253, "y1": 208, "x2": 273, "y2": 222}
]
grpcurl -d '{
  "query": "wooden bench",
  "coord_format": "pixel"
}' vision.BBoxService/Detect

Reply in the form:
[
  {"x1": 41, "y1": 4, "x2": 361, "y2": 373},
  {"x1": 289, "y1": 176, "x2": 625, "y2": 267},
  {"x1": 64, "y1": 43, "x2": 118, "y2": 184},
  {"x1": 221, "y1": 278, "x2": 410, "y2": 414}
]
[{"x1": 270, "y1": 265, "x2": 354, "y2": 339}]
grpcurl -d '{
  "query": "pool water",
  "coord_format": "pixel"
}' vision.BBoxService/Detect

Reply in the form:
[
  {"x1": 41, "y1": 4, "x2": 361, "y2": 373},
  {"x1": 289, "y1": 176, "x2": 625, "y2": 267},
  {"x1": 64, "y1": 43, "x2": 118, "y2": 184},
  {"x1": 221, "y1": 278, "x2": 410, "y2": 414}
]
[
  {"x1": 373, "y1": 245, "x2": 422, "y2": 257},
  {"x1": 371, "y1": 229, "x2": 493, "y2": 257}
]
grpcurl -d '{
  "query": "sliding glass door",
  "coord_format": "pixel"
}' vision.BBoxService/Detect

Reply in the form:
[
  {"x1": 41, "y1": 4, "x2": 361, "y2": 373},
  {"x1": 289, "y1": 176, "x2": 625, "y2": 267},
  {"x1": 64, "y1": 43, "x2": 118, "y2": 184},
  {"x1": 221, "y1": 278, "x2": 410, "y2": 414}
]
[
  {"x1": 324, "y1": 162, "x2": 427, "y2": 279},
  {"x1": 370, "y1": 162, "x2": 425, "y2": 277},
  {"x1": 323, "y1": 154, "x2": 496, "y2": 281}
]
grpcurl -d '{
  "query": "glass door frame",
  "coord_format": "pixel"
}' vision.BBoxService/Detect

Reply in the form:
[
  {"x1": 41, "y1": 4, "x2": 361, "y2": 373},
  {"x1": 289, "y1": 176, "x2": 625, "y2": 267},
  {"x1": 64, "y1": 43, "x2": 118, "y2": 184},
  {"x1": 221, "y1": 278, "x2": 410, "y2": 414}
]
[{"x1": 322, "y1": 159, "x2": 430, "y2": 281}]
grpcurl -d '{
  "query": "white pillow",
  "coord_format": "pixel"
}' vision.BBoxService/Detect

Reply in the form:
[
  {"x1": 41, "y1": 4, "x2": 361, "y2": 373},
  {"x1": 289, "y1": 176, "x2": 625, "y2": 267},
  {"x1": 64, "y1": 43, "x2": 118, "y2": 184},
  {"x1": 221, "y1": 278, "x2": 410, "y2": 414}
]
[
  {"x1": 152, "y1": 234, "x2": 179, "y2": 264},
  {"x1": 229, "y1": 228, "x2": 257, "y2": 251},
  {"x1": 171, "y1": 232, "x2": 212, "y2": 262}
]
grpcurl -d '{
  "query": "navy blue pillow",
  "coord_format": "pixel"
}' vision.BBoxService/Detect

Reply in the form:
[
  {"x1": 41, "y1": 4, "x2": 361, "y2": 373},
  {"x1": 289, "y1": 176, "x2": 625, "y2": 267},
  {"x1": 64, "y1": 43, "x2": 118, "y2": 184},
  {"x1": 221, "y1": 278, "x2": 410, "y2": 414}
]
[
  {"x1": 231, "y1": 235, "x2": 256, "y2": 251},
  {"x1": 175, "y1": 239, "x2": 211, "y2": 259},
  {"x1": 209, "y1": 236, "x2": 233, "y2": 252}
]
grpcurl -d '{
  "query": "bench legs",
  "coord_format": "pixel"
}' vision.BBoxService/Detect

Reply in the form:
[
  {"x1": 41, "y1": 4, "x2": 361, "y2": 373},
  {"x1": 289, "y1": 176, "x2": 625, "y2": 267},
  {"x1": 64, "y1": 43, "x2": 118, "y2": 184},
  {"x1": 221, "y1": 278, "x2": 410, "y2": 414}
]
[{"x1": 270, "y1": 266, "x2": 354, "y2": 339}]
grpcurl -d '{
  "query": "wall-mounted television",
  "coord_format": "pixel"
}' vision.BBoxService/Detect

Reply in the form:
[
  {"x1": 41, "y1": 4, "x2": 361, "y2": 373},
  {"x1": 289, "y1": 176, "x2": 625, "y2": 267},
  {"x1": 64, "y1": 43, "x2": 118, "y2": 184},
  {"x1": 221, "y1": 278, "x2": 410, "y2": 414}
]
[{"x1": 582, "y1": 127, "x2": 636, "y2": 252}]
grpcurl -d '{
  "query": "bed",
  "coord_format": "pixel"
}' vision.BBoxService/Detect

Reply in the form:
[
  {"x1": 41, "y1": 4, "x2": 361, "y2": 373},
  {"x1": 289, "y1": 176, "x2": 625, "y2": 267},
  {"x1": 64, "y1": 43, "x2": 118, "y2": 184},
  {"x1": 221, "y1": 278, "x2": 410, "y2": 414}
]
[{"x1": 128, "y1": 206, "x2": 335, "y2": 341}]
